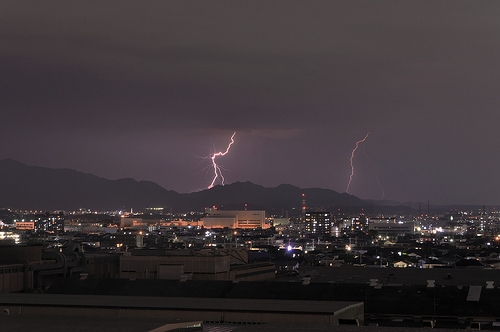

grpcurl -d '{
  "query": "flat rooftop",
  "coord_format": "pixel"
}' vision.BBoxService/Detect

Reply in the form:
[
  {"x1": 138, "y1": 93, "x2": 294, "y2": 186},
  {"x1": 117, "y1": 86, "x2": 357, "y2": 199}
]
[
  {"x1": 0, "y1": 318, "x2": 469, "y2": 332},
  {"x1": 0, "y1": 293, "x2": 360, "y2": 314},
  {"x1": 0, "y1": 315, "x2": 201, "y2": 332},
  {"x1": 281, "y1": 266, "x2": 500, "y2": 286},
  {"x1": 204, "y1": 324, "x2": 474, "y2": 332}
]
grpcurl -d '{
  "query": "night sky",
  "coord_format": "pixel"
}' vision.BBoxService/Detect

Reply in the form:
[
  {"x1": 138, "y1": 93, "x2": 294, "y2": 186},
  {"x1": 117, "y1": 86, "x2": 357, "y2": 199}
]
[{"x1": 1, "y1": 1, "x2": 500, "y2": 205}]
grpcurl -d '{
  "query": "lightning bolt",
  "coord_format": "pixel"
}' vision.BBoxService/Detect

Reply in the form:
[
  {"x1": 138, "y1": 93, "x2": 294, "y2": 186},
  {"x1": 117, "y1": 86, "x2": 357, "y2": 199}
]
[
  {"x1": 346, "y1": 132, "x2": 370, "y2": 193},
  {"x1": 207, "y1": 131, "x2": 236, "y2": 189}
]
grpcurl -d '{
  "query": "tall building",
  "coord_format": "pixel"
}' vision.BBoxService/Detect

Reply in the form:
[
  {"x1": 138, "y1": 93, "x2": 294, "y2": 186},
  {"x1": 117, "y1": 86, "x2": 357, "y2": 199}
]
[{"x1": 301, "y1": 193, "x2": 307, "y2": 222}]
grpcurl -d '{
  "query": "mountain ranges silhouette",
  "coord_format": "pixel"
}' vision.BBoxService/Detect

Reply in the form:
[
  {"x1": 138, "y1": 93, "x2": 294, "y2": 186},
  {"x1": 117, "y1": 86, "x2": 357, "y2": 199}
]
[{"x1": 0, "y1": 158, "x2": 389, "y2": 213}]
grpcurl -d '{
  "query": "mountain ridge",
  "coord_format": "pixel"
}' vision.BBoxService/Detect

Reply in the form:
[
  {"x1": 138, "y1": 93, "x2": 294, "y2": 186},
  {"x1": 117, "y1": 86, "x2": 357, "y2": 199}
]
[{"x1": 0, "y1": 159, "x2": 400, "y2": 213}]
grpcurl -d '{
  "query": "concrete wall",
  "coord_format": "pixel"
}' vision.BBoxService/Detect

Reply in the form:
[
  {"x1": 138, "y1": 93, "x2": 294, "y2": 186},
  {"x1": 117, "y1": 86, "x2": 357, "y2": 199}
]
[
  {"x1": 157, "y1": 264, "x2": 184, "y2": 279},
  {"x1": 0, "y1": 245, "x2": 42, "y2": 264},
  {"x1": 86, "y1": 254, "x2": 120, "y2": 278},
  {"x1": 0, "y1": 264, "x2": 25, "y2": 293}
]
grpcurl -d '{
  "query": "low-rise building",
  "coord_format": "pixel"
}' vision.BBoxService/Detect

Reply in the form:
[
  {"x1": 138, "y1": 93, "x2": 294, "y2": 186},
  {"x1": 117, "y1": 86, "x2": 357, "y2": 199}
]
[{"x1": 203, "y1": 209, "x2": 268, "y2": 229}]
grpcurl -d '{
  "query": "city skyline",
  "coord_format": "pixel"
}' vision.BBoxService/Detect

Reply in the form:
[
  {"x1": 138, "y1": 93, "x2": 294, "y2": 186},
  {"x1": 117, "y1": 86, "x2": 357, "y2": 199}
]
[{"x1": 1, "y1": 1, "x2": 500, "y2": 205}]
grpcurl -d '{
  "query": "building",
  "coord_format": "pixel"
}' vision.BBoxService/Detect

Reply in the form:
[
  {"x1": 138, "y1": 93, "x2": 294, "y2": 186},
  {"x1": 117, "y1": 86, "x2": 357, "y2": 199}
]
[
  {"x1": 304, "y1": 212, "x2": 333, "y2": 236},
  {"x1": 0, "y1": 292, "x2": 363, "y2": 328},
  {"x1": 368, "y1": 219, "x2": 415, "y2": 237},
  {"x1": 272, "y1": 217, "x2": 290, "y2": 226},
  {"x1": 120, "y1": 216, "x2": 143, "y2": 229},
  {"x1": 101, "y1": 232, "x2": 144, "y2": 249},
  {"x1": 34, "y1": 215, "x2": 64, "y2": 233},
  {"x1": 15, "y1": 221, "x2": 34, "y2": 230},
  {"x1": 119, "y1": 247, "x2": 275, "y2": 281},
  {"x1": 202, "y1": 215, "x2": 236, "y2": 228},
  {"x1": 203, "y1": 209, "x2": 268, "y2": 229},
  {"x1": 0, "y1": 244, "x2": 90, "y2": 292}
]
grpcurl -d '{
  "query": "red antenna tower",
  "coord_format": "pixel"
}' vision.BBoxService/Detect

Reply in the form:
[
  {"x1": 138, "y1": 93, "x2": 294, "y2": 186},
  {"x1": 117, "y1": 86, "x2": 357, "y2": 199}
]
[{"x1": 301, "y1": 193, "x2": 306, "y2": 221}]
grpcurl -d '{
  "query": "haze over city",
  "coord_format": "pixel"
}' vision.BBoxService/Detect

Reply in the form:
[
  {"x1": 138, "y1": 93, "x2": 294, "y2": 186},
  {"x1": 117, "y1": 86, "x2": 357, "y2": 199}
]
[{"x1": 1, "y1": 1, "x2": 500, "y2": 205}]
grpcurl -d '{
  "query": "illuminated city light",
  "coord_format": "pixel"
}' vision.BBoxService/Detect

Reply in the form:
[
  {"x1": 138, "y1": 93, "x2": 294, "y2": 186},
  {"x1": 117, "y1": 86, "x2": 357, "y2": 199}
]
[
  {"x1": 207, "y1": 131, "x2": 236, "y2": 189},
  {"x1": 346, "y1": 132, "x2": 370, "y2": 193}
]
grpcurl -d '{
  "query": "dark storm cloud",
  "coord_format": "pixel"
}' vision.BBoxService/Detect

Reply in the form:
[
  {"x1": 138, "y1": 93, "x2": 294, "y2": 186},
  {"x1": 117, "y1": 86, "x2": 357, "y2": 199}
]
[{"x1": 1, "y1": 1, "x2": 500, "y2": 204}]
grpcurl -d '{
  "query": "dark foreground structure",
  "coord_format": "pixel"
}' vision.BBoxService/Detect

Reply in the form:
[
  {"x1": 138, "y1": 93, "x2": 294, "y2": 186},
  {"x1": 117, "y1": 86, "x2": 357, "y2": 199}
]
[
  {"x1": 4, "y1": 265, "x2": 500, "y2": 330},
  {"x1": 44, "y1": 278, "x2": 500, "y2": 330},
  {"x1": 0, "y1": 292, "x2": 362, "y2": 331}
]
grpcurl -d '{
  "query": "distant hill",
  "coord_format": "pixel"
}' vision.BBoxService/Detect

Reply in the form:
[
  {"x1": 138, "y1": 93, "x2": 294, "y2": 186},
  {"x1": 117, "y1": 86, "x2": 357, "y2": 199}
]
[
  {"x1": 185, "y1": 181, "x2": 366, "y2": 213},
  {"x1": 0, "y1": 158, "x2": 402, "y2": 213},
  {"x1": 0, "y1": 159, "x2": 181, "y2": 210}
]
